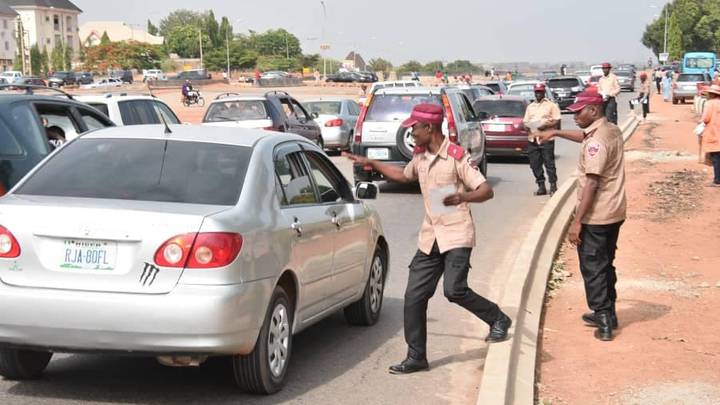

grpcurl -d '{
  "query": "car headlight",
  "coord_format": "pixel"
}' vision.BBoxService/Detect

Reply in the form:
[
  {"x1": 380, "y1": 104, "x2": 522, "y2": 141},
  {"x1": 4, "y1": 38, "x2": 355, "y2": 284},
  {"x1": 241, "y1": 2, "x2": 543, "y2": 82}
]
[{"x1": 571, "y1": 86, "x2": 582, "y2": 92}]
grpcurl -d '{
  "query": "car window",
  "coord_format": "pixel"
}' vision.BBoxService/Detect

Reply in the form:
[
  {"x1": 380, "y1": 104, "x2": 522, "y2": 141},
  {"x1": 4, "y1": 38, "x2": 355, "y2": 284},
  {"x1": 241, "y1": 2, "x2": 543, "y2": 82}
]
[
  {"x1": 35, "y1": 103, "x2": 82, "y2": 141},
  {"x1": 677, "y1": 74, "x2": 705, "y2": 82},
  {"x1": 78, "y1": 108, "x2": 111, "y2": 131},
  {"x1": 365, "y1": 94, "x2": 442, "y2": 122},
  {"x1": 88, "y1": 103, "x2": 109, "y2": 116},
  {"x1": 204, "y1": 100, "x2": 268, "y2": 122},
  {"x1": 548, "y1": 79, "x2": 582, "y2": 88},
  {"x1": 274, "y1": 151, "x2": 317, "y2": 206},
  {"x1": 153, "y1": 101, "x2": 181, "y2": 124},
  {"x1": 0, "y1": 126, "x2": 23, "y2": 157},
  {"x1": 458, "y1": 93, "x2": 476, "y2": 121},
  {"x1": 473, "y1": 100, "x2": 527, "y2": 117},
  {"x1": 348, "y1": 102, "x2": 360, "y2": 116},
  {"x1": 304, "y1": 151, "x2": 353, "y2": 203},
  {"x1": 305, "y1": 102, "x2": 342, "y2": 115},
  {"x1": 6, "y1": 103, "x2": 48, "y2": 155},
  {"x1": 118, "y1": 100, "x2": 160, "y2": 125},
  {"x1": 279, "y1": 98, "x2": 298, "y2": 121},
  {"x1": 291, "y1": 100, "x2": 312, "y2": 121},
  {"x1": 16, "y1": 139, "x2": 251, "y2": 205}
]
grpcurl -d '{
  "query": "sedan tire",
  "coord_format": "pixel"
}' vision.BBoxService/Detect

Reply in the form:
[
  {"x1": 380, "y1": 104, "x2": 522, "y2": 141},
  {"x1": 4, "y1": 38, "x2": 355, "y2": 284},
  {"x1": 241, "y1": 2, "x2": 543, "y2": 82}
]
[
  {"x1": 0, "y1": 348, "x2": 53, "y2": 380},
  {"x1": 344, "y1": 247, "x2": 386, "y2": 326},
  {"x1": 233, "y1": 286, "x2": 293, "y2": 395}
]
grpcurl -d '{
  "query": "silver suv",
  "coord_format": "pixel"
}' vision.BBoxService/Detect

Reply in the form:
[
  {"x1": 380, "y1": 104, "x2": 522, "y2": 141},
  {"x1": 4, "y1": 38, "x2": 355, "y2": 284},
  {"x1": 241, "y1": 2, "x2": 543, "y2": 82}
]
[
  {"x1": 351, "y1": 87, "x2": 487, "y2": 183},
  {"x1": 673, "y1": 73, "x2": 711, "y2": 104}
]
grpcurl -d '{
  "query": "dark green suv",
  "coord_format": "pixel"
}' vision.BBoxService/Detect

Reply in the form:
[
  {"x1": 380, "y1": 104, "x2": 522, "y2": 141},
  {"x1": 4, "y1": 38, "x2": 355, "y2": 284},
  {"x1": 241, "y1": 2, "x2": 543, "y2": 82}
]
[{"x1": 0, "y1": 86, "x2": 115, "y2": 195}]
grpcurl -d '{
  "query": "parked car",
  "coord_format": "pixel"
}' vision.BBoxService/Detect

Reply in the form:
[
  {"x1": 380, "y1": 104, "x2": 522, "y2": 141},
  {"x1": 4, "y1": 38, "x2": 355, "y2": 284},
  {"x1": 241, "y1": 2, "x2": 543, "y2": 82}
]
[
  {"x1": 48, "y1": 71, "x2": 77, "y2": 88},
  {"x1": 76, "y1": 94, "x2": 181, "y2": 126},
  {"x1": 0, "y1": 85, "x2": 115, "y2": 195},
  {"x1": 305, "y1": 99, "x2": 361, "y2": 151},
  {"x1": 586, "y1": 75, "x2": 602, "y2": 91},
  {"x1": 326, "y1": 71, "x2": 373, "y2": 83},
  {"x1": 545, "y1": 76, "x2": 586, "y2": 110},
  {"x1": 472, "y1": 95, "x2": 530, "y2": 157},
  {"x1": 80, "y1": 78, "x2": 123, "y2": 89},
  {"x1": 590, "y1": 64, "x2": 605, "y2": 78},
  {"x1": 481, "y1": 80, "x2": 509, "y2": 95},
  {"x1": 0, "y1": 71, "x2": 23, "y2": 85},
  {"x1": 172, "y1": 70, "x2": 211, "y2": 81},
  {"x1": 456, "y1": 84, "x2": 496, "y2": 102},
  {"x1": 673, "y1": 72, "x2": 712, "y2": 104},
  {"x1": 574, "y1": 70, "x2": 592, "y2": 85},
  {"x1": 202, "y1": 91, "x2": 323, "y2": 148},
  {"x1": 351, "y1": 86, "x2": 487, "y2": 183},
  {"x1": 360, "y1": 80, "x2": 422, "y2": 105},
  {"x1": 0, "y1": 124, "x2": 388, "y2": 394},
  {"x1": 142, "y1": 69, "x2": 167, "y2": 82},
  {"x1": 74, "y1": 72, "x2": 93, "y2": 85},
  {"x1": 506, "y1": 81, "x2": 556, "y2": 103},
  {"x1": 615, "y1": 70, "x2": 636, "y2": 91},
  {"x1": 20, "y1": 76, "x2": 47, "y2": 87},
  {"x1": 260, "y1": 71, "x2": 290, "y2": 80},
  {"x1": 540, "y1": 71, "x2": 559, "y2": 80},
  {"x1": 109, "y1": 69, "x2": 134, "y2": 84},
  {"x1": 357, "y1": 71, "x2": 379, "y2": 82}
]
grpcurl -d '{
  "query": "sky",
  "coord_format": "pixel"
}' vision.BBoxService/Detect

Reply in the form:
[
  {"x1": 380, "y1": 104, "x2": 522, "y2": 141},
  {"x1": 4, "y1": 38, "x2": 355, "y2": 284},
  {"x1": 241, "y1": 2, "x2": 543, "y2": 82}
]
[{"x1": 72, "y1": 0, "x2": 671, "y2": 66}]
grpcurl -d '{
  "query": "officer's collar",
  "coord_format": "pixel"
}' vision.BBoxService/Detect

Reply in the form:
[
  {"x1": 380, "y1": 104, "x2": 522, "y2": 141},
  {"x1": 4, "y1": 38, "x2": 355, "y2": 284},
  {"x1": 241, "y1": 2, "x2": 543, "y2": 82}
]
[
  {"x1": 423, "y1": 136, "x2": 450, "y2": 160},
  {"x1": 583, "y1": 117, "x2": 608, "y2": 136}
]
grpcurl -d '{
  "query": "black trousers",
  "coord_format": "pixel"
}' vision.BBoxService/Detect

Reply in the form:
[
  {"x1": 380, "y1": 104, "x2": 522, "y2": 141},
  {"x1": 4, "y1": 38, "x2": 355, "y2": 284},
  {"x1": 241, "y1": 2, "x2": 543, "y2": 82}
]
[
  {"x1": 577, "y1": 221, "x2": 624, "y2": 314},
  {"x1": 655, "y1": 79, "x2": 662, "y2": 94},
  {"x1": 528, "y1": 140, "x2": 557, "y2": 185},
  {"x1": 604, "y1": 97, "x2": 618, "y2": 124},
  {"x1": 404, "y1": 242, "x2": 500, "y2": 359}
]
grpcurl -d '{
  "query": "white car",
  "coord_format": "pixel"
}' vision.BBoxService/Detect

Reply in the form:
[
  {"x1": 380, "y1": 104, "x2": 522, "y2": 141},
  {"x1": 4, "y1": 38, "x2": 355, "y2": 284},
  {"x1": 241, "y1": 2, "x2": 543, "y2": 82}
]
[
  {"x1": 590, "y1": 65, "x2": 605, "y2": 78},
  {"x1": 142, "y1": 69, "x2": 167, "y2": 82},
  {"x1": 75, "y1": 94, "x2": 181, "y2": 126},
  {"x1": 81, "y1": 78, "x2": 123, "y2": 89},
  {"x1": 0, "y1": 71, "x2": 23, "y2": 85},
  {"x1": 574, "y1": 70, "x2": 592, "y2": 85},
  {"x1": 202, "y1": 95, "x2": 275, "y2": 129},
  {"x1": 360, "y1": 80, "x2": 421, "y2": 105}
]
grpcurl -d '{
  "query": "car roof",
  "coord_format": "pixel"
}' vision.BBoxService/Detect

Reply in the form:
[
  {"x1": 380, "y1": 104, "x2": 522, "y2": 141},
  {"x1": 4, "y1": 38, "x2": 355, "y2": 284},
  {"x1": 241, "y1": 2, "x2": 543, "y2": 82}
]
[
  {"x1": 508, "y1": 80, "x2": 541, "y2": 87},
  {"x1": 475, "y1": 95, "x2": 527, "y2": 102},
  {"x1": 304, "y1": 99, "x2": 351, "y2": 103},
  {"x1": 81, "y1": 124, "x2": 307, "y2": 148},
  {"x1": 0, "y1": 93, "x2": 86, "y2": 106},
  {"x1": 546, "y1": 76, "x2": 582, "y2": 80},
  {"x1": 75, "y1": 94, "x2": 162, "y2": 102},
  {"x1": 209, "y1": 95, "x2": 267, "y2": 103},
  {"x1": 374, "y1": 86, "x2": 440, "y2": 95}
]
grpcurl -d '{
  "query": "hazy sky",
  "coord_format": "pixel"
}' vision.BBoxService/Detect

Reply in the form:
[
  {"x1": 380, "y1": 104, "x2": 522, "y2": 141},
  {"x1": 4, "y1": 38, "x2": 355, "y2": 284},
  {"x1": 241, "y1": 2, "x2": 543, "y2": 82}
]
[{"x1": 72, "y1": 0, "x2": 670, "y2": 65}]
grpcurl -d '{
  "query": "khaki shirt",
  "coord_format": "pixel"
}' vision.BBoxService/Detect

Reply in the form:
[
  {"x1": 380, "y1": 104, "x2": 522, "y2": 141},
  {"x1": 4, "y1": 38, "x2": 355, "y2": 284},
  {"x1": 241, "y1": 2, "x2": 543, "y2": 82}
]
[
  {"x1": 639, "y1": 79, "x2": 651, "y2": 97},
  {"x1": 598, "y1": 73, "x2": 621, "y2": 98},
  {"x1": 404, "y1": 138, "x2": 486, "y2": 254},
  {"x1": 523, "y1": 98, "x2": 561, "y2": 139},
  {"x1": 577, "y1": 118, "x2": 627, "y2": 225}
]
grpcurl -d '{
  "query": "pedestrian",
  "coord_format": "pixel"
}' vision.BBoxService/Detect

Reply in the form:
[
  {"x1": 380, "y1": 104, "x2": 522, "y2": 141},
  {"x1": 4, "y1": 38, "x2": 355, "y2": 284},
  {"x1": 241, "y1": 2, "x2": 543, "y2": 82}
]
[
  {"x1": 655, "y1": 68, "x2": 663, "y2": 94},
  {"x1": 537, "y1": 91, "x2": 626, "y2": 341},
  {"x1": 636, "y1": 72, "x2": 651, "y2": 120},
  {"x1": 505, "y1": 71, "x2": 513, "y2": 82},
  {"x1": 343, "y1": 104, "x2": 512, "y2": 374},
  {"x1": 314, "y1": 69, "x2": 321, "y2": 83},
  {"x1": 435, "y1": 70, "x2": 443, "y2": 85},
  {"x1": 254, "y1": 69, "x2": 261, "y2": 86},
  {"x1": 662, "y1": 70, "x2": 672, "y2": 102},
  {"x1": 597, "y1": 63, "x2": 620, "y2": 124},
  {"x1": 523, "y1": 83, "x2": 561, "y2": 195},
  {"x1": 700, "y1": 84, "x2": 720, "y2": 187},
  {"x1": 560, "y1": 64, "x2": 567, "y2": 76}
]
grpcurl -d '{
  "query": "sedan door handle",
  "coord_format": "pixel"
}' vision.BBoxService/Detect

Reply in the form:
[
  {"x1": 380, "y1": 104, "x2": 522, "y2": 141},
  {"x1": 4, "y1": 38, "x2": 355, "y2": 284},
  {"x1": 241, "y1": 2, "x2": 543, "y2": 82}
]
[{"x1": 291, "y1": 218, "x2": 303, "y2": 236}]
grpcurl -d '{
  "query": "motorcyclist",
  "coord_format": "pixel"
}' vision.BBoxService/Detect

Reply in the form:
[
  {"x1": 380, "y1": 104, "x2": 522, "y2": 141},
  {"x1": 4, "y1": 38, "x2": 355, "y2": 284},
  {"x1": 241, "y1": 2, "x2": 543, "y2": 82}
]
[{"x1": 181, "y1": 80, "x2": 194, "y2": 103}]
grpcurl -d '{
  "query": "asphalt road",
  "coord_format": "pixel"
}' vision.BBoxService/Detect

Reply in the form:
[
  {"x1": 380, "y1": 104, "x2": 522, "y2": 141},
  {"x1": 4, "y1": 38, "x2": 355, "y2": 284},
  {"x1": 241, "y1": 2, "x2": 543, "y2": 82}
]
[{"x1": 0, "y1": 92, "x2": 635, "y2": 405}]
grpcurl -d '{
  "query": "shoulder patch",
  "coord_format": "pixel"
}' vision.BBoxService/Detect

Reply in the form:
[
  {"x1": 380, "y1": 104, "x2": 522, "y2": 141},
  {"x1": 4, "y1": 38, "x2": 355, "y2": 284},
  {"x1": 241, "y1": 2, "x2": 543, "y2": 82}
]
[
  {"x1": 586, "y1": 141, "x2": 601, "y2": 157},
  {"x1": 447, "y1": 144, "x2": 465, "y2": 160},
  {"x1": 413, "y1": 145, "x2": 426, "y2": 155}
]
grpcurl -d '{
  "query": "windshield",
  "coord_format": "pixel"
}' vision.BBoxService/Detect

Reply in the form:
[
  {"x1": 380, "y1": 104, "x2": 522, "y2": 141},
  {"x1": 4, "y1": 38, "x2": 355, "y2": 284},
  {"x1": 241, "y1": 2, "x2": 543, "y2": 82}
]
[
  {"x1": 507, "y1": 84, "x2": 537, "y2": 98},
  {"x1": 473, "y1": 100, "x2": 526, "y2": 118},
  {"x1": 305, "y1": 102, "x2": 342, "y2": 115},
  {"x1": 17, "y1": 139, "x2": 252, "y2": 205},
  {"x1": 686, "y1": 57, "x2": 714, "y2": 69},
  {"x1": 365, "y1": 94, "x2": 442, "y2": 121},
  {"x1": 615, "y1": 71, "x2": 634, "y2": 77},
  {"x1": 485, "y1": 83, "x2": 501, "y2": 92},
  {"x1": 204, "y1": 100, "x2": 269, "y2": 122},
  {"x1": 547, "y1": 79, "x2": 581, "y2": 88},
  {"x1": 677, "y1": 74, "x2": 705, "y2": 82}
]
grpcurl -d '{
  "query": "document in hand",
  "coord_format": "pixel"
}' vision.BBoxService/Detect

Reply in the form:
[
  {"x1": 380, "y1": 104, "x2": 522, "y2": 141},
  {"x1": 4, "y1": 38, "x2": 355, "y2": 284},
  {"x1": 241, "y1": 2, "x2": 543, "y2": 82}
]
[{"x1": 428, "y1": 185, "x2": 458, "y2": 216}]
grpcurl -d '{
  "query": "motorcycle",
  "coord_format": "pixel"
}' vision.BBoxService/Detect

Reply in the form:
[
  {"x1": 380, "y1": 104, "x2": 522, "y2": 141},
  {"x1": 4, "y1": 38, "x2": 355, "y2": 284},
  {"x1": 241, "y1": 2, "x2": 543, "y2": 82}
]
[{"x1": 182, "y1": 90, "x2": 205, "y2": 107}]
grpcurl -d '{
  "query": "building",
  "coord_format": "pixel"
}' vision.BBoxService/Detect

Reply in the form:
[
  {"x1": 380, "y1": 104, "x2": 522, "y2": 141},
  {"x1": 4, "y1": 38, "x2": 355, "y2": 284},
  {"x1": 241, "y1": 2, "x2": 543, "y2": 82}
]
[
  {"x1": 80, "y1": 21, "x2": 164, "y2": 46},
  {"x1": 0, "y1": 2, "x2": 18, "y2": 71},
  {"x1": 342, "y1": 51, "x2": 366, "y2": 71},
  {"x1": 6, "y1": 0, "x2": 82, "y2": 65}
]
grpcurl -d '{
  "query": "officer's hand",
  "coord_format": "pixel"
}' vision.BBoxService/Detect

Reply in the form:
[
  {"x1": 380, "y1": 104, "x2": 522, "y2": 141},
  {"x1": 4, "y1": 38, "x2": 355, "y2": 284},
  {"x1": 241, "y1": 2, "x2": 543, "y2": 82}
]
[
  {"x1": 443, "y1": 193, "x2": 465, "y2": 206},
  {"x1": 342, "y1": 152, "x2": 370, "y2": 166},
  {"x1": 568, "y1": 221, "x2": 582, "y2": 246},
  {"x1": 536, "y1": 130, "x2": 555, "y2": 144}
]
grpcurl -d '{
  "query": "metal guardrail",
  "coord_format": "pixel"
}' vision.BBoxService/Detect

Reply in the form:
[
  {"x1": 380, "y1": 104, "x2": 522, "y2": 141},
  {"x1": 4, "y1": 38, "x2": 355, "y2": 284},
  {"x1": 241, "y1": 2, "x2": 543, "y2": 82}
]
[
  {"x1": 147, "y1": 79, "x2": 227, "y2": 88},
  {"x1": 259, "y1": 77, "x2": 304, "y2": 87}
]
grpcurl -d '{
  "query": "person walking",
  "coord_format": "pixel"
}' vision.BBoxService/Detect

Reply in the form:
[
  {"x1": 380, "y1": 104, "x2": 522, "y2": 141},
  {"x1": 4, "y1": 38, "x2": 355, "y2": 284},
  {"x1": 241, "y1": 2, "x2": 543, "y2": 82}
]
[
  {"x1": 523, "y1": 83, "x2": 561, "y2": 195},
  {"x1": 662, "y1": 70, "x2": 672, "y2": 102},
  {"x1": 700, "y1": 84, "x2": 720, "y2": 187},
  {"x1": 637, "y1": 72, "x2": 651, "y2": 121},
  {"x1": 344, "y1": 104, "x2": 512, "y2": 374},
  {"x1": 537, "y1": 91, "x2": 627, "y2": 341},
  {"x1": 597, "y1": 63, "x2": 620, "y2": 124},
  {"x1": 655, "y1": 68, "x2": 663, "y2": 95}
]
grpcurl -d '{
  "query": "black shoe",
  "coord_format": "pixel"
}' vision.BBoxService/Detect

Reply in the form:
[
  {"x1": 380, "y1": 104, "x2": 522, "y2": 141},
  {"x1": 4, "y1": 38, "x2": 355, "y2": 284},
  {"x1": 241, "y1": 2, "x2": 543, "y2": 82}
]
[
  {"x1": 485, "y1": 313, "x2": 512, "y2": 343},
  {"x1": 534, "y1": 184, "x2": 548, "y2": 196},
  {"x1": 388, "y1": 357, "x2": 429, "y2": 374},
  {"x1": 549, "y1": 183, "x2": 558, "y2": 195},
  {"x1": 582, "y1": 311, "x2": 618, "y2": 329},
  {"x1": 594, "y1": 312, "x2": 613, "y2": 341}
]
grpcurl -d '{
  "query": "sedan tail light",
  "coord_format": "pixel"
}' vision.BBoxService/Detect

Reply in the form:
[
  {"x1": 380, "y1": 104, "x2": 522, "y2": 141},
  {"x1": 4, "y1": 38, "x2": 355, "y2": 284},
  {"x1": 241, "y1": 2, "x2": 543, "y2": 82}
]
[
  {"x1": 0, "y1": 225, "x2": 21, "y2": 258},
  {"x1": 154, "y1": 233, "x2": 243, "y2": 269},
  {"x1": 325, "y1": 118, "x2": 344, "y2": 127}
]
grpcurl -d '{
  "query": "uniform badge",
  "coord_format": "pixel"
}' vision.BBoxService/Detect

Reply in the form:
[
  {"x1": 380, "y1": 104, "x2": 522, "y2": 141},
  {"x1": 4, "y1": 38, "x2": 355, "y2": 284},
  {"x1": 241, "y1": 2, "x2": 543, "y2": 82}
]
[
  {"x1": 447, "y1": 144, "x2": 465, "y2": 160},
  {"x1": 586, "y1": 142, "x2": 601, "y2": 157}
]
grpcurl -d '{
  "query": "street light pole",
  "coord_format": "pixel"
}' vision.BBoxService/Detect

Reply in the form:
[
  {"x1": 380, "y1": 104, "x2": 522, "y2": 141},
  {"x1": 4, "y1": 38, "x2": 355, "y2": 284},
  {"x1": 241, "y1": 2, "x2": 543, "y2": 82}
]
[
  {"x1": 663, "y1": 5, "x2": 668, "y2": 55},
  {"x1": 226, "y1": 29, "x2": 230, "y2": 79},
  {"x1": 320, "y1": 1, "x2": 327, "y2": 79},
  {"x1": 198, "y1": 28, "x2": 204, "y2": 70}
]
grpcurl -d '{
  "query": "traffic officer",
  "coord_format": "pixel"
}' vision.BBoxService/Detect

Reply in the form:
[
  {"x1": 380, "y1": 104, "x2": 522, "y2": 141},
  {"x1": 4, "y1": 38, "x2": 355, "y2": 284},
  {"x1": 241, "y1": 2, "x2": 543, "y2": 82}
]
[
  {"x1": 523, "y1": 83, "x2": 561, "y2": 195},
  {"x1": 537, "y1": 91, "x2": 627, "y2": 341},
  {"x1": 344, "y1": 104, "x2": 512, "y2": 374},
  {"x1": 597, "y1": 62, "x2": 621, "y2": 124}
]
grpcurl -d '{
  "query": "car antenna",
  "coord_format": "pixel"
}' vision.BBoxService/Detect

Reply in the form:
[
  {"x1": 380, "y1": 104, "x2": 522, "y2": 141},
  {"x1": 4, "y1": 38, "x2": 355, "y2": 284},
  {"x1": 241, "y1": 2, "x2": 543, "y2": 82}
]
[{"x1": 158, "y1": 107, "x2": 172, "y2": 135}]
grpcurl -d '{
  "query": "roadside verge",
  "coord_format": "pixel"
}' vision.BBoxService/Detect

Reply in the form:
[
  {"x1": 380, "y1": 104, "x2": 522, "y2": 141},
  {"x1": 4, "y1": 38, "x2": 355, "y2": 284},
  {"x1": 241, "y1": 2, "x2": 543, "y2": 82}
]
[{"x1": 476, "y1": 116, "x2": 639, "y2": 405}]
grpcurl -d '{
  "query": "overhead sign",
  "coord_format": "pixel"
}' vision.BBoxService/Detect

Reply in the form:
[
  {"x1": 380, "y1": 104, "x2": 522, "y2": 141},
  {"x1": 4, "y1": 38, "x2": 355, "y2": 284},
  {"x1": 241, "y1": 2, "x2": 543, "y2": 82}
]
[
  {"x1": 320, "y1": 44, "x2": 331, "y2": 51},
  {"x1": 659, "y1": 53, "x2": 669, "y2": 62}
]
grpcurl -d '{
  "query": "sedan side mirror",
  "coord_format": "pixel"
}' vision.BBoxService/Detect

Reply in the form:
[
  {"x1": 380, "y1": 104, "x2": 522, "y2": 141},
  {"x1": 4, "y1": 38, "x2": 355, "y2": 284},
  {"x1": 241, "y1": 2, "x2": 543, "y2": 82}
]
[
  {"x1": 312, "y1": 112, "x2": 319, "y2": 119},
  {"x1": 355, "y1": 182, "x2": 378, "y2": 200}
]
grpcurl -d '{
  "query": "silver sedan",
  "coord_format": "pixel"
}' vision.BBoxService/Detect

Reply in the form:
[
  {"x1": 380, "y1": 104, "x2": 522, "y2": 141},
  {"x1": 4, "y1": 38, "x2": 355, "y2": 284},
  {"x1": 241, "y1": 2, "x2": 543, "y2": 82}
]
[
  {"x1": 0, "y1": 125, "x2": 388, "y2": 394},
  {"x1": 305, "y1": 99, "x2": 361, "y2": 151}
]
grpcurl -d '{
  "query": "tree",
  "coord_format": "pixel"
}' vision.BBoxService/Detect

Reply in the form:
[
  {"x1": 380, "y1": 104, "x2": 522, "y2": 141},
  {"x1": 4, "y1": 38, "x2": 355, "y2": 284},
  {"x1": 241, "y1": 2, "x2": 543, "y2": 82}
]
[
  {"x1": 368, "y1": 58, "x2": 392, "y2": 74},
  {"x1": 51, "y1": 44, "x2": 64, "y2": 71},
  {"x1": 256, "y1": 55, "x2": 301, "y2": 72},
  {"x1": 219, "y1": 16, "x2": 233, "y2": 44},
  {"x1": 242, "y1": 29, "x2": 301, "y2": 58},
  {"x1": 301, "y1": 54, "x2": 320, "y2": 69},
  {"x1": 642, "y1": 0, "x2": 720, "y2": 58},
  {"x1": 41, "y1": 46, "x2": 50, "y2": 75},
  {"x1": 204, "y1": 11, "x2": 220, "y2": 48},
  {"x1": 30, "y1": 45, "x2": 41, "y2": 76},
  {"x1": 83, "y1": 42, "x2": 165, "y2": 71},
  {"x1": 445, "y1": 60, "x2": 482, "y2": 74},
  {"x1": 147, "y1": 20, "x2": 159, "y2": 36},
  {"x1": 398, "y1": 60, "x2": 423, "y2": 73},
  {"x1": 100, "y1": 31, "x2": 111, "y2": 45},
  {"x1": 423, "y1": 60, "x2": 445, "y2": 73},
  {"x1": 159, "y1": 9, "x2": 203, "y2": 37},
  {"x1": 667, "y1": 12, "x2": 684, "y2": 60},
  {"x1": 204, "y1": 41, "x2": 258, "y2": 71},
  {"x1": 165, "y1": 25, "x2": 211, "y2": 58},
  {"x1": 64, "y1": 44, "x2": 73, "y2": 70}
]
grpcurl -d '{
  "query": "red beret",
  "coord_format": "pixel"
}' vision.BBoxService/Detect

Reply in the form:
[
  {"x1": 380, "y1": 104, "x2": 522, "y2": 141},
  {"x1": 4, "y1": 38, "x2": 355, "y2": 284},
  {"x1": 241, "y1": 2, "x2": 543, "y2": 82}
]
[
  {"x1": 567, "y1": 91, "x2": 604, "y2": 112},
  {"x1": 401, "y1": 103, "x2": 444, "y2": 127}
]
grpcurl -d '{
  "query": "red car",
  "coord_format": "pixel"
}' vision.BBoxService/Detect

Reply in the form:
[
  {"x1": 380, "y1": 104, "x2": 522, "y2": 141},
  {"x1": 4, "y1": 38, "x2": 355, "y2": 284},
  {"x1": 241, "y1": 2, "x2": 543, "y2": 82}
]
[
  {"x1": 473, "y1": 95, "x2": 530, "y2": 156},
  {"x1": 586, "y1": 75, "x2": 602, "y2": 92}
]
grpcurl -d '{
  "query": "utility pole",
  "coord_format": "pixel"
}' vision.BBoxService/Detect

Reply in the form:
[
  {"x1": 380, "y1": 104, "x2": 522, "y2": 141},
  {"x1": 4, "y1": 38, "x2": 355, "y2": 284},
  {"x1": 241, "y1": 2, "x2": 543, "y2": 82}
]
[
  {"x1": 663, "y1": 5, "x2": 668, "y2": 55},
  {"x1": 285, "y1": 33, "x2": 289, "y2": 59},
  {"x1": 320, "y1": 1, "x2": 327, "y2": 79},
  {"x1": 226, "y1": 29, "x2": 230, "y2": 79},
  {"x1": 198, "y1": 28, "x2": 204, "y2": 70}
]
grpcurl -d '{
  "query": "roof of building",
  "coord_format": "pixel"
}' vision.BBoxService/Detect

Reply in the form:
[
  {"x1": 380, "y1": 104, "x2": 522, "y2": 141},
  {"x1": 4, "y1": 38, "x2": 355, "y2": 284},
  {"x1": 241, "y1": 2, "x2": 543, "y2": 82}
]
[
  {"x1": 80, "y1": 21, "x2": 164, "y2": 46},
  {"x1": 0, "y1": 1, "x2": 19, "y2": 15},
  {"x1": 4, "y1": 0, "x2": 82, "y2": 12}
]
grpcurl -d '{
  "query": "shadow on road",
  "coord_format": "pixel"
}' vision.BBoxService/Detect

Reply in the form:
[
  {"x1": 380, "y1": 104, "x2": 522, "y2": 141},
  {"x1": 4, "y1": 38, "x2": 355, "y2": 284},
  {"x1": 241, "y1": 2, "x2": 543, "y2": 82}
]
[{"x1": 7, "y1": 298, "x2": 404, "y2": 404}]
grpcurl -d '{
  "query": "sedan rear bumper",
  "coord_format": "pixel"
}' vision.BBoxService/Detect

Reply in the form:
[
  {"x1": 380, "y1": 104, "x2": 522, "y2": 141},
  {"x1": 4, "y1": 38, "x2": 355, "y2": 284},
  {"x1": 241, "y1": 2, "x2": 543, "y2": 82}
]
[
  {"x1": 321, "y1": 126, "x2": 350, "y2": 148},
  {"x1": 0, "y1": 280, "x2": 274, "y2": 355}
]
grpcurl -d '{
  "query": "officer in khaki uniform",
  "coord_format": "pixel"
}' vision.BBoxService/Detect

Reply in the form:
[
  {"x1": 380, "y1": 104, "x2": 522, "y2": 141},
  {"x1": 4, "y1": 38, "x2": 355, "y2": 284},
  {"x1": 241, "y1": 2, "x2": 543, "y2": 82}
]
[
  {"x1": 538, "y1": 91, "x2": 626, "y2": 341},
  {"x1": 344, "y1": 104, "x2": 512, "y2": 374},
  {"x1": 597, "y1": 62, "x2": 621, "y2": 124},
  {"x1": 523, "y1": 83, "x2": 561, "y2": 195}
]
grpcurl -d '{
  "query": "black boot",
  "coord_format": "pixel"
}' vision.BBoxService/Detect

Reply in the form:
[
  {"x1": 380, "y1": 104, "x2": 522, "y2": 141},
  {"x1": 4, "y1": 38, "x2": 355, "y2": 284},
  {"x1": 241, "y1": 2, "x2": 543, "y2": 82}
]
[
  {"x1": 582, "y1": 308, "x2": 618, "y2": 329},
  {"x1": 534, "y1": 183, "x2": 547, "y2": 196},
  {"x1": 594, "y1": 312, "x2": 613, "y2": 341},
  {"x1": 549, "y1": 183, "x2": 558, "y2": 195},
  {"x1": 388, "y1": 356, "x2": 429, "y2": 374},
  {"x1": 485, "y1": 312, "x2": 512, "y2": 343}
]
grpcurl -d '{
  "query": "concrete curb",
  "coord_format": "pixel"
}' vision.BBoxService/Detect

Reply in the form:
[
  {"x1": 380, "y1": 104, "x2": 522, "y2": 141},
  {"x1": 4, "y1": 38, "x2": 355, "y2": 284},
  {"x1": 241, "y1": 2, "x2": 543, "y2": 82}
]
[{"x1": 476, "y1": 116, "x2": 639, "y2": 405}]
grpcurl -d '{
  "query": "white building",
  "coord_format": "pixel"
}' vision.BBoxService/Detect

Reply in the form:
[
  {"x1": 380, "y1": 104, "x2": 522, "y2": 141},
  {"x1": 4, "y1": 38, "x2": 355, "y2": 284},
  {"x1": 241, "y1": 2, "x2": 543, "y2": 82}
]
[
  {"x1": 80, "y1": 21, "x2": 164, "y2": 46},
  {"x1": 6, "y1": 0, "x2": 82, "y2": 60},
  {"x1": 0, "y1": 3, "x2": 18, "y2": 71}
]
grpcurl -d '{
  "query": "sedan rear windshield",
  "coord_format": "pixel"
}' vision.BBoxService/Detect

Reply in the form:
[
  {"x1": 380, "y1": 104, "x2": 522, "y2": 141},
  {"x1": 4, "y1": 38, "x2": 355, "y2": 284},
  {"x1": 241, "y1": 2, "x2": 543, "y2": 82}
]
[
  {"x1": 204, "y1": 100, "x2": 269, "y2": 122},
  {"x1": 547, "y1": 79, "x2": 581, "y2": 88},
  {"x1": 365, "y1": 94, "x2": 441, "y2": 121},
  {"x1": 16, "y1": 139, "x2": 252, "y2": 205},
  {"x1": 485, "y1": 83, "x2": 501, "y2": 92},
  {"x1": 677, "y1": 74, "x2": 705, "y2": 82},
  {"x1": 473, "y1": 100, "x2": 527, "y2": 118},
  {"x1": 305, "y1": 101, "x2": 341, "y2": 115},
  {"x1": 615, "y1": 71, "x2": 634, "y2": 77}
]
